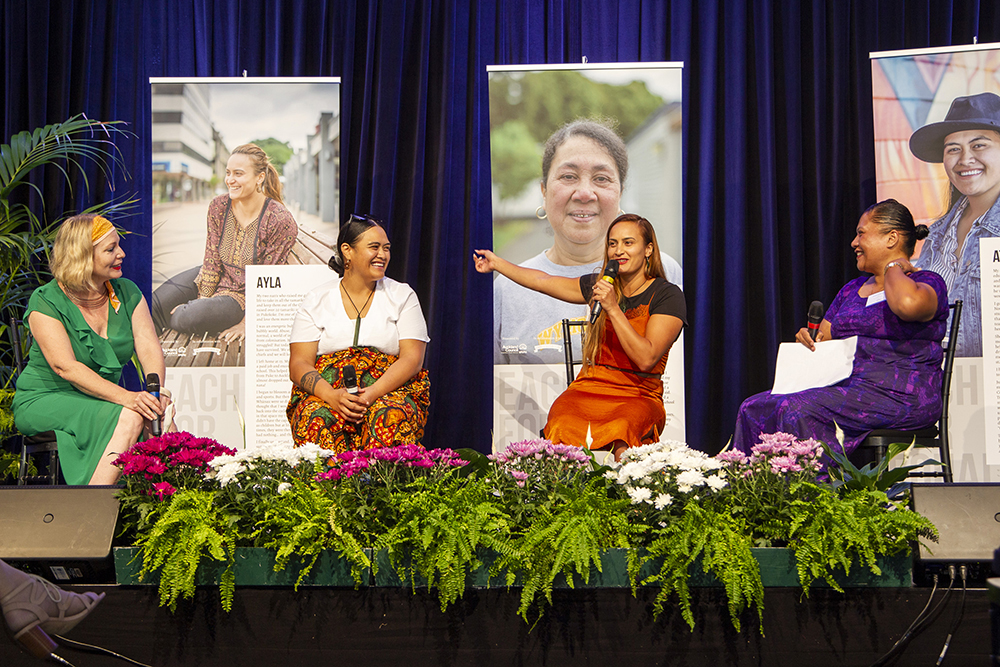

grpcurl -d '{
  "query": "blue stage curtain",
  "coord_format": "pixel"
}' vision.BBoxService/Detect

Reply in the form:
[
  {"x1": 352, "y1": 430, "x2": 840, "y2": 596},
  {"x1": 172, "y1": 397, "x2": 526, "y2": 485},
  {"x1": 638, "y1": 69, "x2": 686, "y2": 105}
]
[{"x1": 3, "y1": 0, "x2": 1000, "y2": 453}]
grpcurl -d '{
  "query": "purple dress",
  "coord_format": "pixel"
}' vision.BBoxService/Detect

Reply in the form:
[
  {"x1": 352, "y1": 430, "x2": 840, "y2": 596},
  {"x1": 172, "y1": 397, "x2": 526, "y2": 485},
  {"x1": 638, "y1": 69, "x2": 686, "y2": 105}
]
[{"x1": 733, "y1": 271, "x2": 948, "y2": 455}]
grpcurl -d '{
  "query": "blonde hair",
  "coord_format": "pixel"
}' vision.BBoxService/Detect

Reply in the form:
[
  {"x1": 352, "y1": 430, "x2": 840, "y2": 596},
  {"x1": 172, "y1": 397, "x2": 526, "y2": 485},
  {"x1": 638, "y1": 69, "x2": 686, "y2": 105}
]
[
  {"x1": 231, "y1": 143, "x2": 283, "y2": 204},
  {"x1": 581, "y1": 214, "x2": 664, "y2": 369},
  {"x1": 50, "y1": 214, "x2": 107, "y2": 291}
]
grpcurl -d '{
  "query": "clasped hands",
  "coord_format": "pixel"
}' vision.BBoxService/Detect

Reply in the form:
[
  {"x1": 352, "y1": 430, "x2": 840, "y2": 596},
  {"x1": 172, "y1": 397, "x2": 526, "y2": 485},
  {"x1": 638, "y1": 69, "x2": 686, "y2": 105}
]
[{"x1": 333, "y1": 387, "x2": 370, "y2": 423}]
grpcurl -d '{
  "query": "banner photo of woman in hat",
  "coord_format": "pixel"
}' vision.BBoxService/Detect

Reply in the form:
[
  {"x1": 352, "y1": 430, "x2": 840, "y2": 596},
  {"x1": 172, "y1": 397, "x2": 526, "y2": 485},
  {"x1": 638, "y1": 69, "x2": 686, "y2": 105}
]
[
  {"x1": 871, "y1": 44, "x2": 1000, "y2": 476},
  {"x1": 908, "y1": 91, "x2": 1000, "y2": 358},
  {"x1": 872, "y1": 47, "x2": 1000, "y2": 358}
]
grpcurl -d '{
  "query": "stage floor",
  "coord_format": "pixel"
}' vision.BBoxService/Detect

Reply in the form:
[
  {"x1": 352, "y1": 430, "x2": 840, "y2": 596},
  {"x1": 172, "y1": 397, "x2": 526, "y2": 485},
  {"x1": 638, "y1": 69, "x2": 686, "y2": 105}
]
[{"x1": 0, "y1": 584, "x2": 988, "y2": 666}]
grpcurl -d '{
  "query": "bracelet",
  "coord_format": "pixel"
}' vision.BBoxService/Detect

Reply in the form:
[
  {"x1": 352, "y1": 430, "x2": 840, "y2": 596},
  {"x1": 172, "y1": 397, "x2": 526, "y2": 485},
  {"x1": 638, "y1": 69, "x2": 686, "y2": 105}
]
[{"x1": 884, "y1": 261, "x2": 905, "y2": 275}]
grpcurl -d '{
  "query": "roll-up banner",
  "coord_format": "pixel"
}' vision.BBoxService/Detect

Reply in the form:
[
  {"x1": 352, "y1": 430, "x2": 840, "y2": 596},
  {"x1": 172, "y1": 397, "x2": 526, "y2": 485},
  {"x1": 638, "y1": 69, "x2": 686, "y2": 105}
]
[
  {"x1": 871, "y1": 45, "x2": 1000, "y2": 474},
  {"x1": 486, "y1": 63, "x2": 685, "y2": 451},
  {"x1": 149, "y1": 77, "x2": 341, "y2": 448}
]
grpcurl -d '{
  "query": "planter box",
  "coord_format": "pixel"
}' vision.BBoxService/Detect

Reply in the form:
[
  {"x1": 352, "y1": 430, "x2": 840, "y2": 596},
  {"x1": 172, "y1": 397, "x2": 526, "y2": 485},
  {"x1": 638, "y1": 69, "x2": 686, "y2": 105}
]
[
  {"x1": 680, "y1": 548, "x2": 911, "y2": 588},
  {"x1": 115, "y1": 546, "x2": 911, "y2": 589},
  {"x1": 114, "y1": 547, "x2": 369, "y2": 587}
]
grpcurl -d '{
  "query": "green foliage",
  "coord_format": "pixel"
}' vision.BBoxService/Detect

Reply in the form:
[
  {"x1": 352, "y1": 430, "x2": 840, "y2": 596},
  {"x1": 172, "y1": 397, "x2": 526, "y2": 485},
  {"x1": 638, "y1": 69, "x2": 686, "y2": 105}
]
[
  {"x1": 787, "y1": 485, "x2": 936, "y2": 595},
  {"x1": 376, "y1": 475, "x2": 514, "y2": 610},
  {"x1": 489, "y1": 121, "x2": 542, "y2": 201},
  {"x1": 824, "y1": 440, "x2": 940, "y2": 493},
  {"x1": 257, "y1": 479, "x2": 364, "y2": 588},
  {"x1": 134, "y1": 489, "x2": 233, "y2": 612},
  {"x1": 247, "y1": 138, "x2": 293, "y2": 174},
  {"x1": 0, "y1": 447, "x2": 30, "y2": 483},
  {"x1": 488, "y1": 71, "x2": 664, "y2": 141},
  {"x1": 502, "y1": 477, "x2": 640, "y2": 621},
  {"x1": 0, "y1": 116, "x2": 137, "y2": 388},
  {"x1": 640, "y1": 501, "x2": 763, "y2": 631}
]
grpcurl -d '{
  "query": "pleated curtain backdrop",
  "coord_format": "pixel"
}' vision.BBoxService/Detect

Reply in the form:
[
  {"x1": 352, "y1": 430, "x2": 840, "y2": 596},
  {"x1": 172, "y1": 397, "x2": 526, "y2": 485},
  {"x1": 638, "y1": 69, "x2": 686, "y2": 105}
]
[{"x1": 3, "y1": 0, "x2": 1000, "y2": 453}]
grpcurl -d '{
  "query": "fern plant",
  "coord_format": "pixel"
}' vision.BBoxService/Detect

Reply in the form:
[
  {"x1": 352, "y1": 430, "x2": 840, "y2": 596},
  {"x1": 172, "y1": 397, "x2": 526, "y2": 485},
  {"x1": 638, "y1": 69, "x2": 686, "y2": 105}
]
[
  {"x1": 639, "y1": 500, "x2": 763, "y2": 631},
  {"x1": 375, "y1": 474, "x2": 515, "y2": 610},
  {"x1": 133, "y1": 488, "x2": 235, "y2": 612},
  {"x1": 500, "y1": 476, "x2": 640, "y2": 621},
  {"x1": 787, "y1": 484, "x2": 937, "y2": 594}
]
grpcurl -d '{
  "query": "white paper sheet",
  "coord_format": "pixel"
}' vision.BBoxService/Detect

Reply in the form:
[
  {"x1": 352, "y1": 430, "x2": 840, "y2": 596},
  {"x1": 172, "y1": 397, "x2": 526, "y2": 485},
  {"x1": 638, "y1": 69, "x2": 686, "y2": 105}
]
[{"x1": 771, "y1": 336, "x2": 858, "y2": 395}]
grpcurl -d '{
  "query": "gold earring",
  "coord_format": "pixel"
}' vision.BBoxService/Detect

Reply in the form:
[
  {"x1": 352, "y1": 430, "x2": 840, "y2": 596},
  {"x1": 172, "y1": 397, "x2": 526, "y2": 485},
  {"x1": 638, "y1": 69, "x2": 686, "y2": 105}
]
[{"x1": 535, "y1": 206, "x2": 547, "y2": 220}]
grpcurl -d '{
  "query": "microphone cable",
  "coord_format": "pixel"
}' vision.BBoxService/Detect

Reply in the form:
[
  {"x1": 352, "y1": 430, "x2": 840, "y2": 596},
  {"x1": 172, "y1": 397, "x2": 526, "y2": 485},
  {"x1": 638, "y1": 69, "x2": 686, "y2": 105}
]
[
  {"x1": 870, "y1": 569, "x2": 953, "y2": 666},
  {"x1": 936, "y1": 565, "x2": 968, "y2": 665},
  {"x1": 52, "y1": 633, "x2": 152, "y2": 667}
]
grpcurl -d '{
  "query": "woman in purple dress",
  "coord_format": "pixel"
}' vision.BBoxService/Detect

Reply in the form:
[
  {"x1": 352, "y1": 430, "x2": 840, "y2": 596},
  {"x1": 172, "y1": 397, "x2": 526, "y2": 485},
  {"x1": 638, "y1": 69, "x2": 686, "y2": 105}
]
[{"x1": 733, "y1": 199, "x2": 949, "y2": 455}]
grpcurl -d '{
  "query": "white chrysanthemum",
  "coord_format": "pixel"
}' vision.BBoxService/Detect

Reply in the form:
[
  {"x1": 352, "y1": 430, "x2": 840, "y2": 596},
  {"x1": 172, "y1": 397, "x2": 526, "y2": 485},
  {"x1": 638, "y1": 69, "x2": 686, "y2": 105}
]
[
  {"x1": 677, "y1": 469, "x2": 707, "y2": 488},
  {"x1": 653, "y1": 493, "x2": 673, "y2": 510},
  {"x1": 277, "y1": 482, "x2": 292, "y2": 494},
  {"x1": 706, "y1": 475, "x2": 727, "y2": 491},
  {"x1": 626, "y1": 486, "x2": 652, "y2": 504}
]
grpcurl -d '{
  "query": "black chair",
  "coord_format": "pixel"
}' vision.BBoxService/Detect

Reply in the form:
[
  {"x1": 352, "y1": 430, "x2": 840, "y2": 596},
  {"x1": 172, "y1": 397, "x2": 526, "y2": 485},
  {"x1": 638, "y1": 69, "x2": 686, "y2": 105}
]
[
  {"x1": 8, "y1": 317, "x2": 61, "y2": 485},
  {"x1": 560, "y1": 318, "x2": 589, "y2": 387},
  {"x1": 855, "y1": 300, "x2": 962, "y2": 483}
]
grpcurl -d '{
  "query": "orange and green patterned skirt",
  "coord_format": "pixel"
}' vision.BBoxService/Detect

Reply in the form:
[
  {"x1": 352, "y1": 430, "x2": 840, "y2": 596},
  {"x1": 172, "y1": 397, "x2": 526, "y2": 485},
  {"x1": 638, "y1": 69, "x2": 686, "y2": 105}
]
[{"x1": 286, "y1": 346, "x2": 430, "y2": 453}]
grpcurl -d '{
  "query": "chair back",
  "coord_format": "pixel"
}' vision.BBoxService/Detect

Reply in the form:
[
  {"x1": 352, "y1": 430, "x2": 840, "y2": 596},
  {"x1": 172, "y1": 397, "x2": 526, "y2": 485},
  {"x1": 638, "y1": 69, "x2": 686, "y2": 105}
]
[
  {"x1": 561, "y1": 319, "x2": 588, "y2": 388},
  {"x1": 936, "y1": 299, "x2": 962, "y2": 482}
]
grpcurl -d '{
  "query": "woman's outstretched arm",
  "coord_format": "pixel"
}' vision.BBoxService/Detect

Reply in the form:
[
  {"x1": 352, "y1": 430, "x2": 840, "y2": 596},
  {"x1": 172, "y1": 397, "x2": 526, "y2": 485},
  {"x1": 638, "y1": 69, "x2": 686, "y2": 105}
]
[{"x1": 473, "y1": 249, "x2": 586, "y2": 304}]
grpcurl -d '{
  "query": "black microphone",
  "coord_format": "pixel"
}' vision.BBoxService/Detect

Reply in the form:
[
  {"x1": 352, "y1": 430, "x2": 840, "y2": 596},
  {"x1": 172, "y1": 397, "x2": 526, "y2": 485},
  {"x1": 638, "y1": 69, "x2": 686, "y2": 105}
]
[
  {"x1": 146, "y1": 373, "x2": 162, "y2": 437},
  {"x1": 807, "y1": 301, "x2": 825, "y2": 341},
  {"x1": 342, "y1": 365, "x2": 359, "y2": 395},
  {"x1": 589, "y1": 261, "x2": 620, "y2": 324}
]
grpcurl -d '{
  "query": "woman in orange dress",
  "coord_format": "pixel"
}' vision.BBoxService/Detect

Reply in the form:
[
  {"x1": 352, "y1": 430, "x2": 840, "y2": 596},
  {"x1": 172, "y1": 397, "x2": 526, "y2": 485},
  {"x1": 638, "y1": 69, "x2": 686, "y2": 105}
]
[{"x1": 475, "y1": 214, "x2": 686, "y2": 460}]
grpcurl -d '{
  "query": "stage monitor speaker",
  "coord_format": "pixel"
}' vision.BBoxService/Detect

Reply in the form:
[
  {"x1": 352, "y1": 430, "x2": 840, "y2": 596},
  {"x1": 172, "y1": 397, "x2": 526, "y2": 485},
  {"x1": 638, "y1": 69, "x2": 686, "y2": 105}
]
[
  {"x1": 0, "y1": 485, "x2": 120, "y2": 583},
  {"x1": 911, "y1": 483, "x2": 1000, "y2": 563}
]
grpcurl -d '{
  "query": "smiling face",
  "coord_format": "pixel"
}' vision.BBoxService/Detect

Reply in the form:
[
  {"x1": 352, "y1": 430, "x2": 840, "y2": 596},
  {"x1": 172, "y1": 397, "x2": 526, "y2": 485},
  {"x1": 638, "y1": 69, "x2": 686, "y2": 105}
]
[
  {"x1": 91, "y1": 233, "x2": 125, "y2": 284},
  {"x1": 606, "y1": 220, "x2": 652, "y2": 279},
  {"x1": 225, "y1": 153, "x2": 264, "y2": 203},
  {"x1": 942, "y1": 129, "x2": 1000, "y2": 204},
  {"x1": 851, "y1": 212, "x2": 893, "y2": 274},
  {"x1": 342, "y1": 225, "x2": 390, "y2": 282},
  {"x1": 542, "y1": 136, "x2": 623, "y2": 249}
]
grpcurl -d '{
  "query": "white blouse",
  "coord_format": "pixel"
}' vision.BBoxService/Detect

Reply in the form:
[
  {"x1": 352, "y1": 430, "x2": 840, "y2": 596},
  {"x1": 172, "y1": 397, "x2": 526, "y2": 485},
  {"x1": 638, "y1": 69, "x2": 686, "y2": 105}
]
[{"x1": 289, "y1": 276, "x2": 430, "y2": 356}]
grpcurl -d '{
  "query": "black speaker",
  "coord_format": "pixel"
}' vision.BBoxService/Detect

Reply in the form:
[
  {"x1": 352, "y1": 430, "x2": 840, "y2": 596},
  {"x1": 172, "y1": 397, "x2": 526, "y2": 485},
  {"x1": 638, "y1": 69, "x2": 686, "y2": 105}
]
[
  {"x1": 0, "y1": 486, "x2": 120, "y2": 583},
  {"x1": 910, "y1": 482, "x2": 1000, "y2": 585}
]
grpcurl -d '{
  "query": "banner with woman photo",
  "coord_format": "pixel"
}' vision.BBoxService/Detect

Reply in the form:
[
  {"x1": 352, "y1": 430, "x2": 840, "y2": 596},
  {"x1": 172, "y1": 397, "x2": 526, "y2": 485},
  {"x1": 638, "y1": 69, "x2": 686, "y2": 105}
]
[
  {"x1": 871, "y1": 44, "x2": 1000, "y2": 473},
  {"x1": 149, "y1": 77, "x2": 340, "y2": 446},
  {"x1": 486, "y1": 63, "x2": 685, "y2": 450}
]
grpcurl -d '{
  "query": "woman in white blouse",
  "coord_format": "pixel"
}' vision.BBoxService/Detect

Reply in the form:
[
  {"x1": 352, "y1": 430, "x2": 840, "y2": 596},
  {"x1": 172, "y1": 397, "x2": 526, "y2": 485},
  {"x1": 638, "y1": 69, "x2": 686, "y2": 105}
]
[{"x1": 287, "y1": 214, "x2": 430, "y2": 452}]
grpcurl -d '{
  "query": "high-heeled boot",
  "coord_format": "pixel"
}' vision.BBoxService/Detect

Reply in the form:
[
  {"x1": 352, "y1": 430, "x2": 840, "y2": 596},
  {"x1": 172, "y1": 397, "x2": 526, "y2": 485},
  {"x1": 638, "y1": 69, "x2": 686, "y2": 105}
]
[{"x1": 1, "y1": 561, "x2": 104, "y2": 659}]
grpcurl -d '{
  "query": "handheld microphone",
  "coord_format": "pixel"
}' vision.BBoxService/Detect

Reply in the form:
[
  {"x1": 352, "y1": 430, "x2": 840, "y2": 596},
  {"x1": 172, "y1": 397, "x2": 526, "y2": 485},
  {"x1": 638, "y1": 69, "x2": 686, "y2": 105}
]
[
  {"x1": 146, "y1": 373, "x2": 162, "y2": 437},
  {"x1": 807, "y1": 301, "x2": 825, "y2": 341},
  {"x1": 589, "y1": 261, "x2": 620, "y2": 324},
  {"x1": 342, "y1": 365, "x2": 359, "y2": 395}
]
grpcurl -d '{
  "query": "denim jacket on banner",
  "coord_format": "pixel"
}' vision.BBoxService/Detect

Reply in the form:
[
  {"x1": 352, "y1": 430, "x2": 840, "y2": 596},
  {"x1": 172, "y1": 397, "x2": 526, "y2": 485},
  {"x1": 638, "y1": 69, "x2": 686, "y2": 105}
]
[{"x1": 913, "y1": 195, "x2": 1000, "y2": 357}]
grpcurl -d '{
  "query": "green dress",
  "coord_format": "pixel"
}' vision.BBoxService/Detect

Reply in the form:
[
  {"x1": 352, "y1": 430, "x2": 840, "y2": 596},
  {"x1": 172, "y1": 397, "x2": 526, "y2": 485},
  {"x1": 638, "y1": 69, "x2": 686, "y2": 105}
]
[{"x1": 12, "y1": 278, "x2": 142, "y2": 485}]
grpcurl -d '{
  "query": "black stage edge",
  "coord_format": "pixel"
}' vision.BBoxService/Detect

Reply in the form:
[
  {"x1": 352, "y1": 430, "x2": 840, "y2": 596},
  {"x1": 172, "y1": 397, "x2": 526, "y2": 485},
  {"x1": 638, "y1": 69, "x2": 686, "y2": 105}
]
[{"x1": 0, "y1": 585, "x2": 988, "y2": 666}]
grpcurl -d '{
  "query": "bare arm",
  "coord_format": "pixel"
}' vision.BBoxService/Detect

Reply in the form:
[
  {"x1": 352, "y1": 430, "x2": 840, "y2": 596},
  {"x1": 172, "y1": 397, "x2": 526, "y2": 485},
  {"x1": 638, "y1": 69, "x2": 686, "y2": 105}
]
[
  {"x1": 363, "y1": 338, "x2": 426, "y2": 403},
  {"x1": 28, "y1": 311, "x2": 162, "y2": 420},
  {"x1": 883, "y1": 261, "x2": 939, "y2": 322},
  {"x1": 473, "y1": 249, "x2": 585, "y2": 304},
  {"x1": 288, "y1": 340, "x2": 367, "y2": 422},
  {"x1": 590, "y1": 280, "x2": 683, "y2": 372}
]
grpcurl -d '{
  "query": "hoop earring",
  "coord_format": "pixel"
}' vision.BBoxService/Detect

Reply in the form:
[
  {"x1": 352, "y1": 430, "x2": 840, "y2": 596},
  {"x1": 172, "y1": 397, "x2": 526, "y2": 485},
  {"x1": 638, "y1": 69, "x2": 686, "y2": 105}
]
[
  {"x1": 535, "y1": 206, "x2": 547, "y2": 220},
  {"x1": 618, "y1": 209, "x2": 625, "y2": 217}
]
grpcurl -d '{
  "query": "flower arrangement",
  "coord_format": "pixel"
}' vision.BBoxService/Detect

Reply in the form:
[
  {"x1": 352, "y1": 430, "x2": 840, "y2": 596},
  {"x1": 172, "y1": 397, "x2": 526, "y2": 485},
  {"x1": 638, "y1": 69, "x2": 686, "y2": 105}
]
[
  {"x1": 115, "y1": 432, "x2": 936, "y2": 632},
  {"x1": 611, "y1": 440, "x2": 727, "y2": 515}
]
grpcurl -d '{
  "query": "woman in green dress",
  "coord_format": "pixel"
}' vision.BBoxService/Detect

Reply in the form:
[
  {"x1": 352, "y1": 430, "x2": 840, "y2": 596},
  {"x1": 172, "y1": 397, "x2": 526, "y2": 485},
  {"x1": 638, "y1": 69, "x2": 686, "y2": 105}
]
[{"x1": 12, "y1": 214, "x2": 169, "y2": 485}]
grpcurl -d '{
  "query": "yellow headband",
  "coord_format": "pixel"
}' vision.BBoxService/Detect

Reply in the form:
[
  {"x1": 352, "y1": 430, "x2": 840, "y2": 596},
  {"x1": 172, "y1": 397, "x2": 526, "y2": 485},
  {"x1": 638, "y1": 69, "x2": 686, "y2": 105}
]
[{"x1": 92, "y1": 216, "x2": 116, "y2": 245}]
